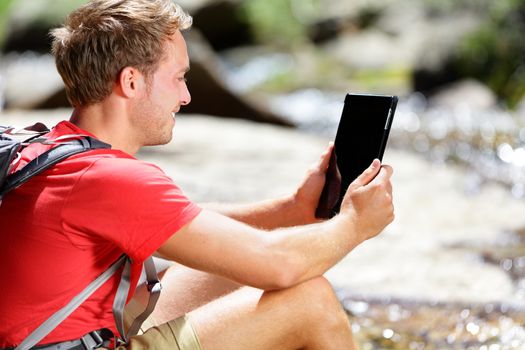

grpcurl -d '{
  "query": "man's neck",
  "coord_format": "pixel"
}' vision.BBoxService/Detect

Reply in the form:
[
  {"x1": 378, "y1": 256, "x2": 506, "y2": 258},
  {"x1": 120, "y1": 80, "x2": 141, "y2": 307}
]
[{"x1": 69, "y1": 103, "x2": 141, "y2": 156}]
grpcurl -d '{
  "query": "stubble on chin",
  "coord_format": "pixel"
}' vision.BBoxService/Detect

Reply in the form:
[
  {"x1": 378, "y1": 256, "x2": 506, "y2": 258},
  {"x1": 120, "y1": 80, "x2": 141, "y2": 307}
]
[
  {"x1": 142, "y1": 120, "x2": 174, "y2": 146},
  {"x1": 131, "y1": 104, "x2": 174, "y2": 147}
]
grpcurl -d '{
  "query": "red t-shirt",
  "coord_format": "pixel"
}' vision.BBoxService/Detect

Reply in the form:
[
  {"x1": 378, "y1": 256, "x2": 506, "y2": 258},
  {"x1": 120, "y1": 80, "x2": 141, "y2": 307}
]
[{"x1": 0, "y1": 121, "x2": 201, "y2": 347}]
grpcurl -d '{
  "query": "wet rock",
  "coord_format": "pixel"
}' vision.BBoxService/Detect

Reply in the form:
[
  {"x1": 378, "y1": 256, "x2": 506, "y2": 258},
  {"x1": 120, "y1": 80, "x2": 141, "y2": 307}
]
[
  {"x1": 0, "y1": 0, "x2": 289, "y2": 124},
  {"x1": 2, "y1": 24, "x2": 52, "y2": 54},
  {"x1": 412, "y1": 56, "x2": 462, "y2": 95},
  {"x1": 325, "y1": 145, "x2": 525, "y2": 305},
  {"x1": 190, "y1": 0, "x2": 254, "y2": 51},
  {"x1": 307, "y1": 5, "x2": 384, "y2": 43},
  {"x1": 322, "y1": 29, "x2": 415, "y2": 70},
  {"x1": 319, "y1": 2, "x2": 425, "y2": 69},
  {"x1": 308, "y1": 17, "x2": 352, "y2": 44},
  {"x1": 1, "y1": 0, "x2": 250, "y2": 54},
  {"x1": 428, "y1": 79, "x2": 498, "y2": 110},
  {"x1": 1, "y1": 32, "x2": 291, "y2": 126},
  {"x1": 342, "y1": 294, "x2": 525, "y2": 349},
  {"x1": 1, "y1": 52, "x2": 64, "y2": 110},
  {"x1": 320, "y1": 1, "x2": 479, "y2": 74},
  {"x1": 410, "y1": 13, "x2": 481, "y2": 95},
  {"x1": 37, "y1": 88, "x2": 69, "y2": 110},
  {"x1": 1, "y1": 0, "x2": 91, "y2": 54},
  {"x1": 182, "y1": 31, "x2": 292, "y2": 126}
]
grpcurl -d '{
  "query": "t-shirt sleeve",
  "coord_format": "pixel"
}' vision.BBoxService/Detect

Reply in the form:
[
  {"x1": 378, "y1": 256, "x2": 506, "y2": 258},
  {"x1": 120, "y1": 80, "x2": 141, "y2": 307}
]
[{"x1": 61, "y1": 156, "x2": 201, "y2": 262}]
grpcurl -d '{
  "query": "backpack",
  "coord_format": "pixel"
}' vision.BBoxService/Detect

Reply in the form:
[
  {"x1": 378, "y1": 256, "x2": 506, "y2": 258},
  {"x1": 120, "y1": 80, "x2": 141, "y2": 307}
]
[
  {"x1": 0, "y1": 123, "x2": 161, "y2": 350},
  {"x1": 0, "y1": 123, "x2": 109, "y2": 204}
]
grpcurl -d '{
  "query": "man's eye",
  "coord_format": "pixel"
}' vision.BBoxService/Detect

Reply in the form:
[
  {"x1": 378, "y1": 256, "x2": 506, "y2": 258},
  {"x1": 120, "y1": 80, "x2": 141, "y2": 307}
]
[{"x1": 178, "y1": 77, "x2": 187, "y2": 82}]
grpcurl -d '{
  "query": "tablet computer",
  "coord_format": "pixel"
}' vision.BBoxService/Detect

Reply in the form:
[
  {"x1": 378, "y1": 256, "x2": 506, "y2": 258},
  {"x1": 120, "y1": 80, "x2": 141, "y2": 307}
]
[{"x1": 315, "y1": 93, "x2": 397, "y2": 219}]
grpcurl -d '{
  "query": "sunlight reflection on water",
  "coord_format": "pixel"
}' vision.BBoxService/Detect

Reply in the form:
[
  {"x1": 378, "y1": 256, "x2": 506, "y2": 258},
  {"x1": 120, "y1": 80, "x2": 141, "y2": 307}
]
[
  {"x1": 268, "y1": 88, "x2": 525, "y2": 349},
  {"x1": 268, "y1": 89, "x2": 525, "y2": 200}
]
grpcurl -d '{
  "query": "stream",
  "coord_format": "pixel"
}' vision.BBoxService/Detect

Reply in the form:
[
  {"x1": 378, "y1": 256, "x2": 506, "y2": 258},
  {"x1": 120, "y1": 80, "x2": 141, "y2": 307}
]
[
  {"x1": 223, "y1": 52, "x2": 525, "y2": 349},
  {"x1": 276, "y1": 90, "x2": 525, "y2": 349}
]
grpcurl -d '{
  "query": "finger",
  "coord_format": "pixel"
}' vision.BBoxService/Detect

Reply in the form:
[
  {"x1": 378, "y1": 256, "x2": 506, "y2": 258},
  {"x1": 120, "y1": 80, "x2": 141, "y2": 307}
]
[
  {"x1": 318, "y1": 142, "x2": 334, "y2": 170},
  {"x1": 369, "y1": 165, "x2": 394, "y2": 187},
  {"x1": 381, "y1": 164, "x2": 393, "y2": 177},
  {"x1": 349, "y1": 159, "x2": 381, "y2": 189}
]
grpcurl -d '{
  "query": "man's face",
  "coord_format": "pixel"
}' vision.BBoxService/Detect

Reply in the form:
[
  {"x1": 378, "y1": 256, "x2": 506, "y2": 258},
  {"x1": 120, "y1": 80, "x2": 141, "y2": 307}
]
[{"x1": 131, "y1": 30, "x2": 191, "y2": 146}]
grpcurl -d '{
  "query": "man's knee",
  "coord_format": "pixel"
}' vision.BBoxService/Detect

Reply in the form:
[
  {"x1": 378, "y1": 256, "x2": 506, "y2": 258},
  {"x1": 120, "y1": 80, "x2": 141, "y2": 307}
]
[
  {"x1": 293, "y1": 277, "x2": 338, "y2": 304},
  {"x1": 290, "y1": 277, "x2": 349, "y2": 327}
]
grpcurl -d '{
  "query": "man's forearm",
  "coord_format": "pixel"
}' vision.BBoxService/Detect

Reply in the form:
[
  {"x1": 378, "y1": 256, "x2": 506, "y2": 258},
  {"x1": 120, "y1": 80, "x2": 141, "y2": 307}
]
[{"x1": 158, "y1": 209, "x2": 361, "y2": 290}]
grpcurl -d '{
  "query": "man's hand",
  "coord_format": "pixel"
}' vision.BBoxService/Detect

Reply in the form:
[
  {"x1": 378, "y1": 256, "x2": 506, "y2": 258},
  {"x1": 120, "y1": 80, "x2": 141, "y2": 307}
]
[
  {"x1": 339, "y1": 159, "x2": 394, "y2": 243},
  {"x1": 292, "y1": 143, "x2": 334, "y2": 224}
]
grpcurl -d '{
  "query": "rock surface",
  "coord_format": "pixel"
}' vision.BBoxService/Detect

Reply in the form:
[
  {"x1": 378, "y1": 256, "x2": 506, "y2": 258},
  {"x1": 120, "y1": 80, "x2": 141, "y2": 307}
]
[
  {"x1": 3, "y1": 109, "x2": 525, "y2": 307},
  {"x1": 427, "y1": 79, "x2": 498, "y2": 110},
  {"x1": 0, "y1": 34, "x2": 291, "y2": 125},
  {"x1": 182, "y1": 31, "x2": 292, "y2": 126}
]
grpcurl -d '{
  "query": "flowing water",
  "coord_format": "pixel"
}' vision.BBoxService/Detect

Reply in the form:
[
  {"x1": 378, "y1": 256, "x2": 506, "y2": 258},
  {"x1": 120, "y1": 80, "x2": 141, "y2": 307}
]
[
  {"x1": 271, "y1": 90, "x2": 525, "y2": 349},
  {"x1": 338, "y1": 226, "x2": 525, "y2": 349},
  {"x1": 223, "y1": 54, "x2": 525, "y2": 348},
  {"x1": 344, "y1": 295, "x2": 525, "y2": 350}
]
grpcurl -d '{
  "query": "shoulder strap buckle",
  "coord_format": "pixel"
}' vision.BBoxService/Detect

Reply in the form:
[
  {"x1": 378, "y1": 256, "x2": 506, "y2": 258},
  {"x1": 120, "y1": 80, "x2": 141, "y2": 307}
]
[{"x1": 80, "y1": 329, "x2": 114, "y2": 350}]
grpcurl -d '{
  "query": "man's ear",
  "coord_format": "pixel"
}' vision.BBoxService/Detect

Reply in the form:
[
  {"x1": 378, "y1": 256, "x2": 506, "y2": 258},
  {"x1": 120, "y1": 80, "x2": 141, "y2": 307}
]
[{"x1": 118, "y1": 66, "x2": 144, "y2": 98}]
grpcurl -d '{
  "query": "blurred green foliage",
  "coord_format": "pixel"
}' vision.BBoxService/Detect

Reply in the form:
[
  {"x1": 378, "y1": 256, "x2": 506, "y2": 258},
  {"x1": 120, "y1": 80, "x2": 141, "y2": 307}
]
[
  {"x1": 239, "y1": 0, "x2": 319, "y2": 48},
  {"x1": 422, "y1": 0, "x2": 492, "y2": 15},
  {"x1": 0, "y1": 0, "x2": 87, "y2": 50},
  {"x1": 1, "y1": 0, "x2": 522, "y2": 107},
  {"x1": 0, "y1": 0, "x2": 14, "y2": 48},
  {"x1": 457, "y1": 0, "x2": 525, "y2": 108}
]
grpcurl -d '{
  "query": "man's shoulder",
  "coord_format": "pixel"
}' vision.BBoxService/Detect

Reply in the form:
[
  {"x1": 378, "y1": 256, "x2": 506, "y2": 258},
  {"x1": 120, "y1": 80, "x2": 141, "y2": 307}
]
[
  {"x1": 72, "y1": 152, "x2": 171, "y2": 189},
  {"x1": 83, "y1": 152, "x2": 163, "y2": 174}
]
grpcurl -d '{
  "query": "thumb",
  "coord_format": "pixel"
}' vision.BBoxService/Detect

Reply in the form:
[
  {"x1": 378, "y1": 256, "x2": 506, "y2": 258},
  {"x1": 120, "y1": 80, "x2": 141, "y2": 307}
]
[{"x1": 349, "y1": 159, "x2": 381, "y2": 189}]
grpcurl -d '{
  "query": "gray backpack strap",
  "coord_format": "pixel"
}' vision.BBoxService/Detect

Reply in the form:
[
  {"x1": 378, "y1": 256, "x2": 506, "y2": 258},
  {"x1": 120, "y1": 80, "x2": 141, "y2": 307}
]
[
  {"x1": 15, "y1": 255, "x2": 128, "y2": 350},
  {"x1": 125, "y1": 257, "x2": 162, "y2": 338},
  {"x1": 112, "y1": 257, "x2": 132, "y2": 343},
  {"x1": 113, "y1": 257, "x2": 161, "y2": 343}
]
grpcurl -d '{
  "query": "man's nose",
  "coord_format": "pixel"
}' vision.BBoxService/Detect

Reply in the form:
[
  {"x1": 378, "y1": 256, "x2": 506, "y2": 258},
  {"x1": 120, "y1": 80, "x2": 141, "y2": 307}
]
[{"x1": 180, "y1": 82, "x2": 191, "y2": 105}]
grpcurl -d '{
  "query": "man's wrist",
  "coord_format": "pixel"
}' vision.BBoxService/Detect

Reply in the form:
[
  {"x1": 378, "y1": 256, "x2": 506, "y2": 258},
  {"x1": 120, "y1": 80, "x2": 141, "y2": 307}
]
[
  {"x1": 330, "y1": 211, "x2": 361, "y2": 250},
  {"x1": 289, "y1": 192, "x2": 318, "y2": 226}
]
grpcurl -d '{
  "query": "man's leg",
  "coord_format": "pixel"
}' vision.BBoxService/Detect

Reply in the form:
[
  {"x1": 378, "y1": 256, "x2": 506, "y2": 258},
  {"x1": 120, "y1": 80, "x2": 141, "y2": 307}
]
[
  {"x1": 131, "y1": 262, "x2": 242, "y2": 324},
  {"x1": 188, "y1": 276, "x2": 357, "y2": 350},
  {"x1": 131, "y1": 263, "x2": 357, "y2": 349}
]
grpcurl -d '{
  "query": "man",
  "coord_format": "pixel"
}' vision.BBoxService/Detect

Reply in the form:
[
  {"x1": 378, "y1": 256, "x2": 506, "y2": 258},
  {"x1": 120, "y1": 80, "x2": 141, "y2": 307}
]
[{"x1": 0, "y1": 1, "x2": 394, "y2": 349}]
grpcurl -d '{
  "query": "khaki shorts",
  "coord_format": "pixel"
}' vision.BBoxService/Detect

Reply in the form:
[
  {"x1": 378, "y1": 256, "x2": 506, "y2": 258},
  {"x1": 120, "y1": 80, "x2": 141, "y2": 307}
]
[{"x1": 118, "y1": 300, "x2": 202, "y2": 350}]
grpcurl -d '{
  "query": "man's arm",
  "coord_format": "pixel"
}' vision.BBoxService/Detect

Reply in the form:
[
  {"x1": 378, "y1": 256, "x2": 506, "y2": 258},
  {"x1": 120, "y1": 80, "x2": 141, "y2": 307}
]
[
  {"x1": 158, "y1": 159, "x2": 394, "y2": 291},
  {"x1": 202, "y1": 144, "x2": 335, "y2": 229}
]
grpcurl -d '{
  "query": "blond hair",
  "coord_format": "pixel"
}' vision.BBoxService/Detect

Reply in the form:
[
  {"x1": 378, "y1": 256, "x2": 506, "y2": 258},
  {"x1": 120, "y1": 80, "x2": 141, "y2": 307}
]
[{"x1": 51, "y1": 0, "x2": 192, "y2": 107}]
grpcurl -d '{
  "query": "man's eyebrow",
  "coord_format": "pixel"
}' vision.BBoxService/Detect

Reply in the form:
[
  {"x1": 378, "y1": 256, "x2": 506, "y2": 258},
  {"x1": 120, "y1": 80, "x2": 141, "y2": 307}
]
[{"x1": 180, "y1": 66, "x2": 190, "y2": 74}]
